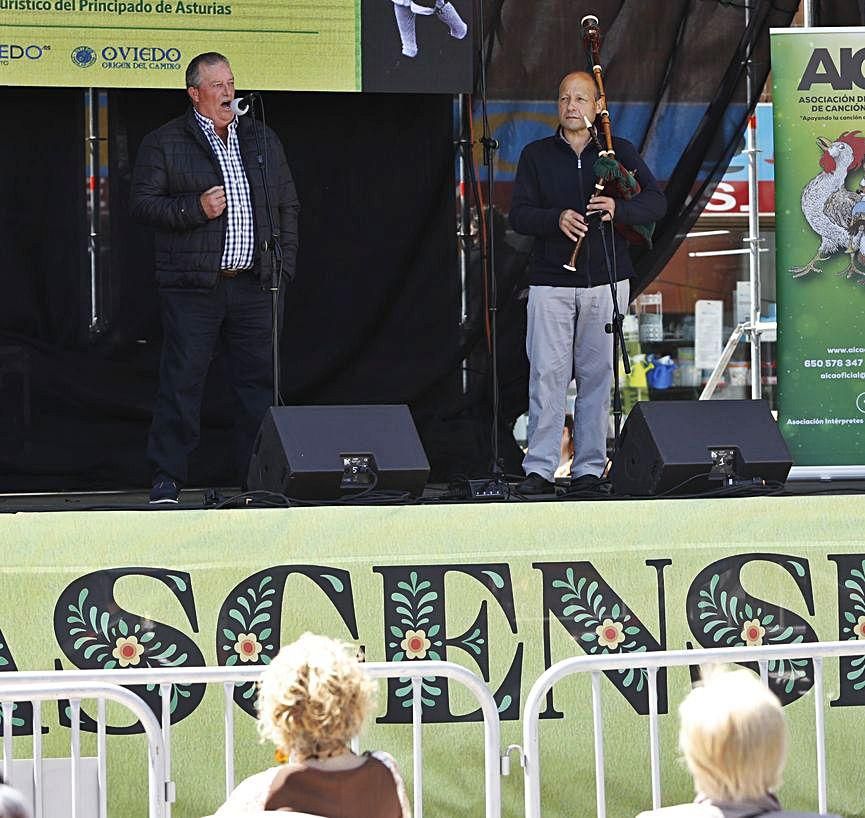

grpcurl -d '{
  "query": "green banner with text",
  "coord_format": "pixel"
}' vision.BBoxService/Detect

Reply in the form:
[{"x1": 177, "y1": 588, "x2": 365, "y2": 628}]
[
  {"x1": 0, "y1": 1, "x2": 474, "y2": 91},
  {"x1": 1, "y1": 497, "x2": 865, "y2": 817},
  {"x1": 0, "y1": 1, "x2": 360, "y2": 90},
  {"x1": 771, "y1": 28, "x2": 865, "y2": 466}
]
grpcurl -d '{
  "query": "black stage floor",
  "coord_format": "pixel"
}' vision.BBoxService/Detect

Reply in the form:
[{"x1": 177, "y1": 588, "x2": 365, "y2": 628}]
[{"x1": 1, "y1": 478, "x2": 864, "y2": 513}]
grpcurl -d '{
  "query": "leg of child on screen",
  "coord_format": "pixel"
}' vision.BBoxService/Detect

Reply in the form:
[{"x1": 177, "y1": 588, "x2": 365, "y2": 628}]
[
  {"x1": 392, "y1": 0, "x2": 418, "y2": 57},
  {"x1": 429, "y1": 1, "x2": 468, "y2": 40},
  {"x1": 392, "y1": 0, "x2": 468, "y2": 59}
]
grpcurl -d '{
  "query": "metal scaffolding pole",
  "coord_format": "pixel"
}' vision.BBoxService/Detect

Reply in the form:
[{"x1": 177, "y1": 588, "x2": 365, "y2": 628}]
[
  {"x1": 744, "y1": 0, "x2": 763, "y2": 400},
  {"x1": 87, "y1": 87, "x2": 103, "y2": 335},
  {"x1": 700, "y1": 2, "x2": 776, "y2": 400},
  {"x1": 456, "y1": 93, "x2": 471, "y2": 395}
]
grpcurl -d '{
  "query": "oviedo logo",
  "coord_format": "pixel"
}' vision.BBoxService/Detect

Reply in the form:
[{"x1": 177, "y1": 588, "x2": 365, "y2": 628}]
[{"x1": 71, "y1": 46, "x2": 97, "y2": 69}]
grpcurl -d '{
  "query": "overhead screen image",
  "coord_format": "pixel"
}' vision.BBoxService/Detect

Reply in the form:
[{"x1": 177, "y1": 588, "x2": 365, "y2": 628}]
[
  {"x1": 361, "y1": 1, "x2": 472, "y2": 93},
  {"x1": 0, "y1": 0, "x2": 473, "y2": 92}
]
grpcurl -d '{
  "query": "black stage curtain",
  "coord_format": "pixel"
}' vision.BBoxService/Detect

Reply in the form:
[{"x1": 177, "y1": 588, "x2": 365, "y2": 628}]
[
  {"x1": 814, "y1": 1, "x2": 865, "y2": 25},
  {"x1": 0, "y1": 91, "x2": 461, "y2": 491},
  {"x1": 0, "y1": 89, "x2": 87, "y2": 344}
]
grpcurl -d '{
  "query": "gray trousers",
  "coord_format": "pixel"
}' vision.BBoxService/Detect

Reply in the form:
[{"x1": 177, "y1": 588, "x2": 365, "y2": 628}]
[{"x1": 523, "y1": 281, "x2": 630, "y2": 481}]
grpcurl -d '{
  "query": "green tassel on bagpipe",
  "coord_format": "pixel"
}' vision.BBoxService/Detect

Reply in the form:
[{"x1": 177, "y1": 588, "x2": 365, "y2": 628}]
[
  {"x1": 593, "y1": 155, "x2": 655, "y2": 248},
  {"x1": 594, "y1": 155, "x2": 638, "y2": 197}
]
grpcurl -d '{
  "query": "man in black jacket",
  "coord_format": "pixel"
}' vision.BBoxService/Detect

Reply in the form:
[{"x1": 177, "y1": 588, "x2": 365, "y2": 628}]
[
  {"x1": 131, "y1": 52, "x2": 300, "y2": 503},
  {"x1": 509, "y1": 71, "x2": 665, "y2": 495}
]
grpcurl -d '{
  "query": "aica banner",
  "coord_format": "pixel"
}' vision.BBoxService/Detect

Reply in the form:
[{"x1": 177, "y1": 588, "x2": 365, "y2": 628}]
[{"x1": 771, "y1": 28, "x2": 865, "y2": 467}]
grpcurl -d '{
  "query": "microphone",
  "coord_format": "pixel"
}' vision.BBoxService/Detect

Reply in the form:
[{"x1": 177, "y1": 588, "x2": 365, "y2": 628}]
[{"x1": 229, "y1": 93, "x2": 259, "y2": 116}]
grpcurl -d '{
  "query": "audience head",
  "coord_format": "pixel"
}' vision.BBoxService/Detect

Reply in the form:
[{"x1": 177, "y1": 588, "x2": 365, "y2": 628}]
[
  {"x1": 678, "y1": 666, "x2": 787, "y2": 803},
  {"x1": 0, "y1": 782, "x2": 29, "y2": 818},
  {"x1": 256, "y1": 633, "x2": 374, "y2": 761}
]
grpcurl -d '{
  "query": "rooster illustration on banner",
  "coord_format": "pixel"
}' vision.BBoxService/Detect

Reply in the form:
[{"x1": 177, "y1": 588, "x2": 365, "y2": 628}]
[{"x1": 791, "y1": 130, "x2": 865, "y2": 282}]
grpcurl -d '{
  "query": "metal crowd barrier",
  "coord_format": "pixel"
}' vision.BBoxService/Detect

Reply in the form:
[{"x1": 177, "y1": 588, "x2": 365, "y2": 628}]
[
  {"x1": 0, "y1": 661, "x2": 501, "y2": 818},
  {"x1": 0, "y1": 680, "x2": 168, "y2": 818},
  {"x1": 7, "y1": 644, "x2": 860, "y2": 818},
  {"x1": 521, "y1": 640, "x2": 865, "y2": 818}
]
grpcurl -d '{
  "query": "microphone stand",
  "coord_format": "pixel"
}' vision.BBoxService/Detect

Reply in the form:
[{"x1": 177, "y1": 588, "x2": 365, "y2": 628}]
[
  {"x1": 482, "y1": 129, "x2": 507, "y2": 487},
  {"x1": 245, "y1": 94, "x2": 283, "y2": 406},
  {"x1": 603, "y1": 223, "x2": 629, "y2": 452},
  {"x1": 465, "y1": 0, "x2": 509, "y2": 501},
  {"x1": 585, "y1": 122, "x2": 630, "y2": 456}
]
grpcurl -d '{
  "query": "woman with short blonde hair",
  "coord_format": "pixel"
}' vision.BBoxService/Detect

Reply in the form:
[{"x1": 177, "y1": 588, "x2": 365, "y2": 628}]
[
  {"x1": 256, "y1": 632, "x2": 375, "y2": 761},
  {"x1": 214, "y1": 633, "x2": 409, "y2": 818},
  {"x1": 636, "y1": 667, "x2": 840, "y2": 817}
]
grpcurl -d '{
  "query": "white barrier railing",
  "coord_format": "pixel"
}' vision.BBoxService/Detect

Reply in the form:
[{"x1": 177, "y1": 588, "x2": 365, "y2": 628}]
[
  {"x1": 521, "y1": 640, "x2": 865, "y2": 818},
  {"x1": 0, "y1": 661, "x2": 501, "y2": 818},
  {"x1": 13, "y1": 644, "x2": 858, "y2": 818},
  {"x1": 0, "y1": 680, "x2": 168, "y2": 818}
]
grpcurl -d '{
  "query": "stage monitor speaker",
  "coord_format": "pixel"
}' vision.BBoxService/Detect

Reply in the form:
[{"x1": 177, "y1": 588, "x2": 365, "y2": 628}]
[
  {"x1": 247, "y1": 405, "x2": 430, "y2": 499},
  {"x1": 609, "y1": 399, "x2": 792, "y2": 496}
]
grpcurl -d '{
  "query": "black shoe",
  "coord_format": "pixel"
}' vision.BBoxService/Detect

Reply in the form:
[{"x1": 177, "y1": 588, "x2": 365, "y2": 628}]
[
  {"x1": 410, "y1": 0, "x2": 437, "y2": 13},
  {"x1": 149, "y1": 476, "x2": 180, "y2": 504},
  {"x1": 516, "y1": 472, "x2": 556, "y2": 495},
  {"x1": 565, "y1": 474, "x2": 611, "y2": 496}
]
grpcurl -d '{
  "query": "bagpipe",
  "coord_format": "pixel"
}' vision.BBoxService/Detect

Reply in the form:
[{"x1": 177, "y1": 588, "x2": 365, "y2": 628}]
[{"x1": 563, "y1": 14, "x2": 655, "y2": 272}]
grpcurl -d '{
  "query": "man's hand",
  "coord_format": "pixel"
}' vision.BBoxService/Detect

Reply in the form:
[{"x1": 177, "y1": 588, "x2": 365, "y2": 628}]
[
  {"x1": 200, "y1": 186, "x2": 226, "y2": 220},
  {"x1": 587, "y1": 195, "x2": 616, "y2": 222},
  {"x1": 559, "y1": 209, "x2": 588, "y2": 241}
]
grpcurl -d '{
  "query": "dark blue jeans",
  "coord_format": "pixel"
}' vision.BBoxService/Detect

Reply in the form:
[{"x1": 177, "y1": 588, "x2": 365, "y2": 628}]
[{"x1": 147, "y1": 273, "x2": 277, "y2": 485}]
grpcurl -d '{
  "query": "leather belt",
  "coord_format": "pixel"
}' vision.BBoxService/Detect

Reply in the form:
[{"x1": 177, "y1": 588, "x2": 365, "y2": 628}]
[{"x1": 219, "y1": 268, "x2": 249, "y2": 278}]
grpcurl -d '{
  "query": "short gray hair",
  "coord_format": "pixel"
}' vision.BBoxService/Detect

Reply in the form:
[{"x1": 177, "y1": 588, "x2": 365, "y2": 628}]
[{"x1": 185, "y1": 52, "x2": 229, "y2": 89}]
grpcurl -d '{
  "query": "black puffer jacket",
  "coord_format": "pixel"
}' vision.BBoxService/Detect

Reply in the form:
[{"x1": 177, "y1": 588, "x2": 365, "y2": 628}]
[{"x1": 130, "y1": 107, "x2": 300, "y2": 290}]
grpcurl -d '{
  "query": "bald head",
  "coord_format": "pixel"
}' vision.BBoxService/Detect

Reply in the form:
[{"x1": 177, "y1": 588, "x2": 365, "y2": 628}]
[{"x1": 558, "y1": 71, "x2": 598, "y2": 101}]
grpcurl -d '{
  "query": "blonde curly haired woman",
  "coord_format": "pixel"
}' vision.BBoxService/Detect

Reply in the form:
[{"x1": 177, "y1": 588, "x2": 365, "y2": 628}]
[
  {"x1": 214, "y1": 633, "x2": 410, "y2": 818},
  {"x1": 636, "y1": 667, "x2": 839, "y2": 818}
]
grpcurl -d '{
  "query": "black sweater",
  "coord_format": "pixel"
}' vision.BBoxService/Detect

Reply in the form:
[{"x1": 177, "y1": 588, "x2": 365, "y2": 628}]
[{"x1": 509, "y1": 131, "x2": 666, "y2": 288}]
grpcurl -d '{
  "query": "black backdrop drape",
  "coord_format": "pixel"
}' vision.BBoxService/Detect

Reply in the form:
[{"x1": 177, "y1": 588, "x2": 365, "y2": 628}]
[
  {"x1": 815, "y1": 1, "x2": 865, "y2": 25},
  {"x1": 0, "y1": 89, "x2": 87, "y2": 345},
  {"x1": 0, "y1": 91, "x2": 462, "y2": 491},
  {"x1": 109, "y1": 90, "x2": 460, "y2": 405}
]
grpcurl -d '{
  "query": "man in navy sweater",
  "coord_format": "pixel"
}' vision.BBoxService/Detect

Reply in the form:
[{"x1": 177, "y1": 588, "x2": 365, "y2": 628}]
[{"x1": 509, "y1": 71, "x2": 666, "y2": 495}]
